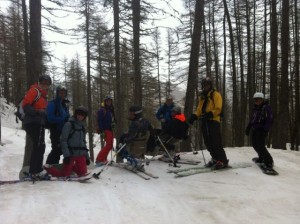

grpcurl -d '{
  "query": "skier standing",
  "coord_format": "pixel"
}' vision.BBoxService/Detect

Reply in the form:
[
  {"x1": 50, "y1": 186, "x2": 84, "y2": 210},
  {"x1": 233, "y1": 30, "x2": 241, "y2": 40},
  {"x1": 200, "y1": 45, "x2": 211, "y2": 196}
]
[
  {"x1": 22, "y1": 75, "x2": 52, "y2": 179},
  {"x1": 189, "y1": 77, "x2": 229, "y2": 169},
  {"x1": 155, "y1": 96, "x2": 175, "y2": 130},
  {"x1": 95, "y1": 95, "x2": 116, "y2": 166},
  {"x1": 245, "y1": 92, "x2": 274, "y2": 168},
  {"x1": 46, "y1": 86, "x2": 70, "y2": 164}
]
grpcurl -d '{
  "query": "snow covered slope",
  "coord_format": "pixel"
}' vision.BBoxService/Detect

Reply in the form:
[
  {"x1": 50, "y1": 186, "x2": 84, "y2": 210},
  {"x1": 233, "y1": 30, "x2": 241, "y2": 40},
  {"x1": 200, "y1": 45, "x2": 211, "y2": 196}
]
[{"x1": 0, "y1": 99, "x2": 299, "y2": 224}]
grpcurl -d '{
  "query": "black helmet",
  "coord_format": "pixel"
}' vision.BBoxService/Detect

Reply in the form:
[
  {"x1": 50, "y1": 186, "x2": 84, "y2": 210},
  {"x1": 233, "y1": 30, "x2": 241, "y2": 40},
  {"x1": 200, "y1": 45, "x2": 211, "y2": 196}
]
[
  {"x1": 172, "y1": 106, "x2": 181, "y2": 114},
  {"x1": 201, "y1": 77, "x2": 212, "y2": 88},
  {"x1": 129, "y1": 105, "x2": 142, "y2": 115},
  {"x1": 75, "y1": 106, "x2": 88, "y2": 117},
  {"x1": 39, "y1": 75, "x2": 52, "y2": 85},
  {"x1": 56, "y1": 85, "x2": 67, "y2": 97}
]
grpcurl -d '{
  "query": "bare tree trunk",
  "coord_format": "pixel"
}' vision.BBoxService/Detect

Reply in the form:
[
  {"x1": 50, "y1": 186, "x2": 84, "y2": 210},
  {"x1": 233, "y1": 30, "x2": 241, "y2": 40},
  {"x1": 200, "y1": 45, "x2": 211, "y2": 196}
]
[
  {"x1": 223, "y1": 0, "x2": 239, "y2": 146},
  {"x1": 29, "y1": 0, "x2": 42, "y2": 82},
  {"x1": 270, "y1": 0, "x2": 279, "y2": 148},
  {"x1": 294, "y1": 0, "x2": 300, "y2": 151},
  {"x1": 22, "y1": 0, "x2": 31, "y2": 89},
  {"x1": 113, "y1": 0, "x2": 123, "y2": 140},
  {"x1": 222, "y1": 14, "x2": 228, "y2": 146},
  {"x1": 274, "y1": 0, "x2": 289, "y2": 149},
  {"x1": 132, "y1": 0, "x2": 142, "y2": 106},
  {"x1": 183, "y1": 0, "x2": 204, "y2": 152},
  {"x1": 84, "y1": 0, "x2": 94, "y2": 161}
]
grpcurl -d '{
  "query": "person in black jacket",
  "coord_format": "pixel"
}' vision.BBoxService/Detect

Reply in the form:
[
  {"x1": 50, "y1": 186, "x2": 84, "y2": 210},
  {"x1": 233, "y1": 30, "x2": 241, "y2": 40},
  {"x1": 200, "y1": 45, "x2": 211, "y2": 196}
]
[{"x1": 156, "y1": 106, "x2": 189, "y2": 160}]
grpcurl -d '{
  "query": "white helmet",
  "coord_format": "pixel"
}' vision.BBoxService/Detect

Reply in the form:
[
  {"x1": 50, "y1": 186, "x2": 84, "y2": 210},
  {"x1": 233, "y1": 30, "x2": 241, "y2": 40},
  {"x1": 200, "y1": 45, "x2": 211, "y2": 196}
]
[{"x1": 253, "y1": 92, "x2": 264, "y2": 99}]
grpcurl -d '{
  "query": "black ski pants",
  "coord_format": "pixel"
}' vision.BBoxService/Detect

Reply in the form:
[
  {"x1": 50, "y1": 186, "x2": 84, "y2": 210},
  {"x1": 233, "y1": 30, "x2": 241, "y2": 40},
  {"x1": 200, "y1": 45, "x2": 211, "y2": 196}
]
[
  {"x1": 251, "y1": 129, "x2": 273, "y2": 165},
  {"x1": 24, "y1": 123, "x2": 46, "y2": 174},
  {"x1": 201, "y1": 120, "x2": 228, "y2": 162},
  {"x1": 46, "y1": 128, "x2": 62, "y2": 164}
]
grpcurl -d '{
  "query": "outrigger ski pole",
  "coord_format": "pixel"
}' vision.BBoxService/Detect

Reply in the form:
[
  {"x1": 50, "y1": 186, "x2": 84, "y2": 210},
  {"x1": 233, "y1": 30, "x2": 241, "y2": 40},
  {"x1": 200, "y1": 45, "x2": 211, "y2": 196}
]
[
  {"x1": 156, "y1": 136, "x2": 180, "y2": 167},
  {"x1": 93, "y1": 143, "x2": 127, "y2": 179}
]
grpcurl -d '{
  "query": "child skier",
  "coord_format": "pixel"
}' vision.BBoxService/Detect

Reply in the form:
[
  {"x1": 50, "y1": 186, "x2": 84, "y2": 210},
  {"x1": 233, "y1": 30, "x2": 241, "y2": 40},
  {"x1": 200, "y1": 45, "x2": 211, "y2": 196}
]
[{"x1": 44, "y1": 106, "x2": 90, "y2": 177}]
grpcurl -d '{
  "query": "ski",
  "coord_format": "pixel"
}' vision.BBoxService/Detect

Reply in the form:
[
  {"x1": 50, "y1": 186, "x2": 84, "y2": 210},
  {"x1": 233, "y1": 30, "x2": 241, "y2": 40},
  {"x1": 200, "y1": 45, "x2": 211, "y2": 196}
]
[
  {"x1": 111, "y1": 162, "x2": 158, "y2": 180},
  {"x1": 172, "y1": 163, "x2": 252, "y2": 178},
  {"x1": 252, "y1": 158, "x2": 279, "y2": 176},
  {"x1": 167, "y1": 165, "x2": 208, "y2": 174},
  {"x1": 145, "y1": 153, "x2": 201, "y2": 166},
  {"x1": 0, "y1": 175, "x2": 92, "y2": 185}
]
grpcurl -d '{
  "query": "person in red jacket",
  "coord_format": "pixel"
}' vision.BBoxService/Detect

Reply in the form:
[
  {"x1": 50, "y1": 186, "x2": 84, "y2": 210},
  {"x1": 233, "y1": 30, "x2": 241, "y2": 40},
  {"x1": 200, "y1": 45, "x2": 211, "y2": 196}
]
[{"x1": 22, "y1": 75, "x2": 52, "y2": 179}]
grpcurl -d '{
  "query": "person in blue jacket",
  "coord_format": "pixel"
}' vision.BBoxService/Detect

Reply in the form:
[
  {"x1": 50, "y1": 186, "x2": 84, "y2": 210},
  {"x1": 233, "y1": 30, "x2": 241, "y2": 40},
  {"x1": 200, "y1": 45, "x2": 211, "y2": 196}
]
[
  {"x1": 46, "y1": 86, "x2": 70, "y2": 164},
  {"x1": 155, "y1": 96, "x2": 175, "y2": 130}
]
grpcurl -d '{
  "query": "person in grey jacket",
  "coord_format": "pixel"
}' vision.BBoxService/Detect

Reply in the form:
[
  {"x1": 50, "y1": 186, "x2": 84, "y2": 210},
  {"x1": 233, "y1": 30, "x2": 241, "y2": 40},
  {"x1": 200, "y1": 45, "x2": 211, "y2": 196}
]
[{"x1": 44, "y1": 106, "x2": 90, "y2": 177}]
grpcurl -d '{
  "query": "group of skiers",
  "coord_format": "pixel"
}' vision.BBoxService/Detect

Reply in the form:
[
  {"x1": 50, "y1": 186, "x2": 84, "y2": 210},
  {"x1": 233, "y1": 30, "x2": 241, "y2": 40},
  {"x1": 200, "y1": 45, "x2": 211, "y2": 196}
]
[{"x1": 21, "y1": 75, "x2": 274, "y2": 180}]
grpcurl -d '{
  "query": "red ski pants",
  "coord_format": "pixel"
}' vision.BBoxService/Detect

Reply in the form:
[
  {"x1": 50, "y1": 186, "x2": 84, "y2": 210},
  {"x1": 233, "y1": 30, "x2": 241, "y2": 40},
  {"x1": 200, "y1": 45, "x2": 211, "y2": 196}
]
[
  {"x1": 46, "y1": 155, "x2": 87, "y2": 177},
  {"x1": 96, "y1": 130, "x2": 114, "y2": 163}
]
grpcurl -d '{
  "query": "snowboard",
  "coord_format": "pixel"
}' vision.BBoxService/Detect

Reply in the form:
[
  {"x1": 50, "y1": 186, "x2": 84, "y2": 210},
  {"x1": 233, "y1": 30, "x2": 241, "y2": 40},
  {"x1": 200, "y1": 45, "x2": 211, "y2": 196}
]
[{"x1": 252, "y1": 158, "x2": 279, "y2": 176}]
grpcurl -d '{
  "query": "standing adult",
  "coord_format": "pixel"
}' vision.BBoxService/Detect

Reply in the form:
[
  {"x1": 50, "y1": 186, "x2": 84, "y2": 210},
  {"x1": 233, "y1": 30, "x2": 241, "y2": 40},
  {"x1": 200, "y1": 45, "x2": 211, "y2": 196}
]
[
  {"x1": 245, "y1": 92, "x2": 274, "y2": 168},
  {"x1": 189, "y1": 77, "x2": 229, "y2": 169},
  {"x1": 155, "y1": 96, "x2": 175, "y2": 130},
  {"x1": 22, "y1": 75, "x2": 52, "y2": 179},
  {"x1": 46, "y1": 86, "x2": 70, "y2": 164},
  {"x1": 95, "y1": 95, "x2": 116, "y2": 166}
]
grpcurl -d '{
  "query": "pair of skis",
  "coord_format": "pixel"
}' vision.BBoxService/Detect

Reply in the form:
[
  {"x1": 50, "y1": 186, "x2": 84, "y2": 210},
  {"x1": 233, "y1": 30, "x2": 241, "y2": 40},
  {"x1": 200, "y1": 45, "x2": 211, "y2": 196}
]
[
  {"x1": 110, "y1": 162, "x2": 158, "y2": 180},
  {"x1": 0, "y1": 173, "x2": 93, "y2": 185},
  {"x1": 167, "y1": 162, "x2": 253, "y2": 178}
]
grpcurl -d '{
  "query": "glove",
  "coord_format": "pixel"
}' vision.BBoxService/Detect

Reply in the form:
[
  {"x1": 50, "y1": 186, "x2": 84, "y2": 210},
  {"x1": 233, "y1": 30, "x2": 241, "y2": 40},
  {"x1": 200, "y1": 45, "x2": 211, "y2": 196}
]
[
  {"x1": 189, "y1": 114, "x2": 198, "y2": 125},
  {"x1": 245, "y1": 125, "x2": 251, "y2": 136},
  {"x1": 63, "y1": 157, "x2": 71, "y2": 164},
  {"x1": 86, "y1": 159, "x2": 90, "y2": 165},
  {"x1": 200, "y1": 112, "x2": 213, "y2": 121}
]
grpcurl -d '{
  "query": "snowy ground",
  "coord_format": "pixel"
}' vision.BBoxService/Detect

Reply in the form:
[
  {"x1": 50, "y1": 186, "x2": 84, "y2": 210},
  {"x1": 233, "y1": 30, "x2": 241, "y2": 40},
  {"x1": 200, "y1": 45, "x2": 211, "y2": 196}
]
[{"x1": 1, "y1": 98, "x2": 300, "y2": 224}]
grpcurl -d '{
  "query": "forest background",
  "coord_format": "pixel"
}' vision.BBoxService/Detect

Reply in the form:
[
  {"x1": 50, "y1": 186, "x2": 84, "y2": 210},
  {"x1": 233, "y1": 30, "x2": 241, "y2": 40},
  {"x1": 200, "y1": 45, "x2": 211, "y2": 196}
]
[{"x1": 0, "y1": 0, "x2": 299, "y2": 163}]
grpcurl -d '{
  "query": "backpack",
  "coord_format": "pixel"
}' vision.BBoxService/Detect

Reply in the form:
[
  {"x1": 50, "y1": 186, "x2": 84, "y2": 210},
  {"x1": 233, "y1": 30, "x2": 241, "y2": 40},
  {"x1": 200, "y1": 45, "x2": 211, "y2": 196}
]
[
  {"x1": 68, "y1": 120, "x2": 86, "y2": 142},
  {"x1": 15, "y1": 88, "x2": 41, "y2": 123},
  {"x1": 209, "y1": 89, "x2": 224, "y2": 119}
]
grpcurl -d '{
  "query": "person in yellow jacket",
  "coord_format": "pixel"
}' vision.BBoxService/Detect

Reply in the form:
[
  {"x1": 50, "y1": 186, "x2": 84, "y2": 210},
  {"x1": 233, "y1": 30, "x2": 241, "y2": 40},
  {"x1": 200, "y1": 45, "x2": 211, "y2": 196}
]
[{"x1": 189, "y1": 77, "x2": 229, "y2": 169}]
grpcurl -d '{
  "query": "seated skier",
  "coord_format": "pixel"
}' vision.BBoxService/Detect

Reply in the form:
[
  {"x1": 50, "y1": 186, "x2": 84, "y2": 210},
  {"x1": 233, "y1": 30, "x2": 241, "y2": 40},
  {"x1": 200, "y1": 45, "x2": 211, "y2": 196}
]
[
  {"x1": 116, "y1": 105, "x2": 153, "y2": 170},
  {"x1": 153, "y1": 106, "x2": 189, "y2": 161},
  {"x1": 43, "y1": 106, "x2": 91, "y2": 177}
]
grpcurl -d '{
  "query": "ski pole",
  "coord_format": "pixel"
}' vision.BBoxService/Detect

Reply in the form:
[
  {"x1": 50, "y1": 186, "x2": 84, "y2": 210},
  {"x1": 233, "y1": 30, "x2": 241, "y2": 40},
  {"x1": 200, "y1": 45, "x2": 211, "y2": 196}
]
[
  {"x1": 157, "y1": 136, "x2": 180, "y2": 167},
  {"x1": 93, "y1": 143, "x2": 126, "y2": 179}
]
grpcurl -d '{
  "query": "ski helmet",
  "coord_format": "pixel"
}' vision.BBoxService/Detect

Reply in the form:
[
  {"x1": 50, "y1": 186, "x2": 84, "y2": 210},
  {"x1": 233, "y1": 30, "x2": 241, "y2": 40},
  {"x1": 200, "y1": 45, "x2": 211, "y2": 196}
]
[
  {"x1": 201, "y1": 77, "x2": 212, "y2": 88},
  {"x1": 75, "y1": 106, "x2": 88, "y2": 117},
  {"x1": 129, "y1": 105, "x2": 142, "y2": 115},
  {"x1": 39, "y1": 75, "x2": 52, "y2": 85},
  {"x1": 253, "y1": 92, "x2": 264, "y2": 99},
  {"x1": 56, "y1": 85, "x2": 67, "y2": 97},
  {"x1": 172, "y1": 106, "x2": 181, "y2": 114}
]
